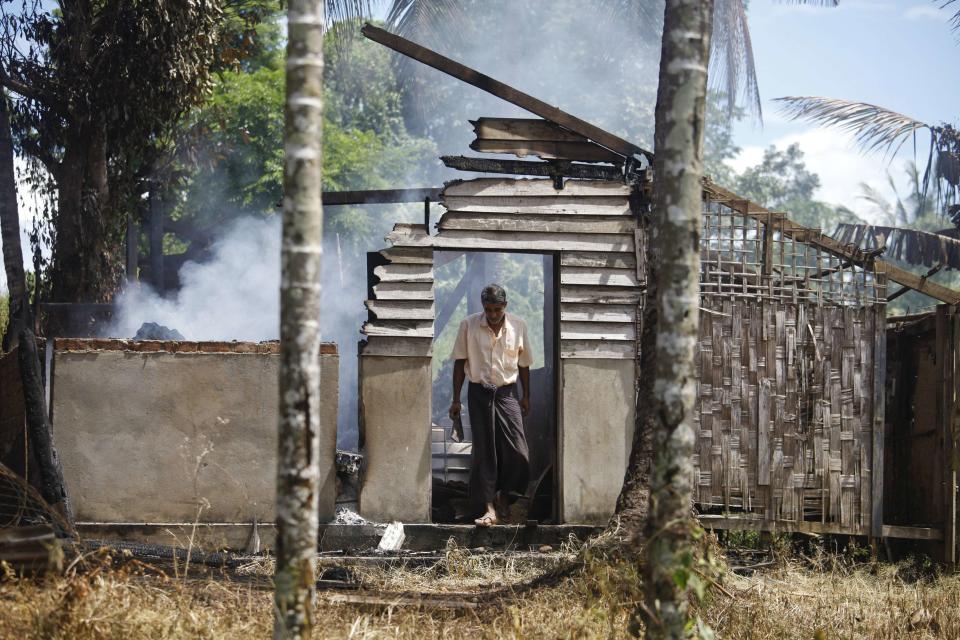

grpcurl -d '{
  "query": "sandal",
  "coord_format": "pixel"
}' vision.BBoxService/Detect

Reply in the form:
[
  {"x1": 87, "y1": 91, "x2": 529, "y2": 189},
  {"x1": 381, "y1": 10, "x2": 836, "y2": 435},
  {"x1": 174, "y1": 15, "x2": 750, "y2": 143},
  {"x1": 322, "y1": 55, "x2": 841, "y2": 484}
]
[{"x1": 474, "y1": 514, "x2": 498, "y2": 528}]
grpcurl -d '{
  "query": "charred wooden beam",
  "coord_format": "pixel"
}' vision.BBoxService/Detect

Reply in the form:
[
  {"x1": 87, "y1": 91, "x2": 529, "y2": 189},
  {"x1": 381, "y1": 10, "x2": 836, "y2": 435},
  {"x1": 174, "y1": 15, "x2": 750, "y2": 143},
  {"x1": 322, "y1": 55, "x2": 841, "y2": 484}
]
[
  {"x1": 361, "y1": 23, "x2": 651, "y2": 162},
  {"x1": 322, "y1": 188, "x2": 442, "y2": 206},
  {"x1": 440, "y1": 156, "x2": 624, "y2": 182}
]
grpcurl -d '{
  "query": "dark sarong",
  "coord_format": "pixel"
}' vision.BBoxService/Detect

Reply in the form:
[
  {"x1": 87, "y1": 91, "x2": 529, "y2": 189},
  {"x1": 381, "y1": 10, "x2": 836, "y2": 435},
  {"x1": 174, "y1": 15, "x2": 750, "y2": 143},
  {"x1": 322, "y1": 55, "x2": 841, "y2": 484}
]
[{"x1": 467, "y1": 381, "x2": 530, "y2": 512}]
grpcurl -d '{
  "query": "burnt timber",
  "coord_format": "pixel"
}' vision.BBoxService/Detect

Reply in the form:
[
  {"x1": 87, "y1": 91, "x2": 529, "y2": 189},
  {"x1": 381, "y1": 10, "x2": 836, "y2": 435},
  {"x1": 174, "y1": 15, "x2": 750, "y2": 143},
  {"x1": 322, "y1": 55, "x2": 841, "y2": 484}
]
[
  {"x1": 440, "y1": 156, "x2": 625, "y2": 182},
  {"x1": 361, "y1": 23, "x2": 651, "y2": 162}
]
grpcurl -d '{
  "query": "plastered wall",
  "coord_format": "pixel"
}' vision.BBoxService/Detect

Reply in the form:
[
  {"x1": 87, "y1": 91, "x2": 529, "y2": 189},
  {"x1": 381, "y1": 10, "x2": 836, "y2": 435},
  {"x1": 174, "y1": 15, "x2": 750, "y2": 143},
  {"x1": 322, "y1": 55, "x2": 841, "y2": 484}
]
[
  {"x1": 560, "y1": 358, "x2": 636, "y2": 524},
  {"x1": 50, "y1": 340, "x2": 338, "y2": 525}
]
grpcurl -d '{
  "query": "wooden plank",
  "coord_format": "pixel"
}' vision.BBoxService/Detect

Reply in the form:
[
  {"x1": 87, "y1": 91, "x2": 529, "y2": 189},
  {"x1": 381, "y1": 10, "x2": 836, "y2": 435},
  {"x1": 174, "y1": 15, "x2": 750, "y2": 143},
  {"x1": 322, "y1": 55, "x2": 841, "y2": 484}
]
[
  {"x1": 372, "y1": 282, "x2": 434, "y2": 301},
  {"x1": 703, "y1": 181, "x2": 960, "y2": 305},
  {"x1": 560, "y1": 339, "x2": 635, "y2": 359},
  {"x1": 389, "y1": 228, "x2": 634, "y2": 252},
  {"x1": 560, "y1": 266, "x2": 641, "y2": 288},
  {"x1": 364, "y1": 300, "x2": 435, "y2": 320},
  {"x1": 470, "y1": 139, "x2": 623, "y2": 163},
  {"x1": 560, "y1": 304, "x2": 636, "y2": 323},
  {"x1": 323, "y1": 188, "x2": 442, "y2": 206},
  {"x1": 441, "y1": 195, "x2": 631, "y2": 216},
  {"x1": 698, "y1": 514, "x2": 866, "y2": 536},
  {"x1": 872, "y1": 303, "x2": 886, "y2": 539},
  {"x1": 360, "y1": 337, "x2": 432, "y2": 357},
  {"x1": 953, "y1": 308, "x2": 960, "y2": 564},
  {"x1": 560, "y1": 251, "x2": 636, "y2": 269},
  {"x1": 560, "y1": 286, "x2": 642, "y2": 304},
  {"x1": 443, "y1": 177, "x2": 630, "y2": 198},
  {"x1": 472, "y1": 117, "x2": 587, "y2": 142},
  {"x1": 379, "y1": 247, "x2": 433, "y2": 264},
  {"x1": 360, "y1": 24, "x2": 649, "y2": 161},
  {"x1": 881, "y1": 524, "x2": 945, "y2": 541},
  {"x1": 361, "y1": 321, "x2": 433, "y2": 338},
  {"x1": 373, "y1": 263, "x2": 434, "y2": 283},
  {"x1": 441, "y1": 156, "x2": 624, "y2": 181},
  {"x1": 758, "y1": 378, "x2": 771, "y2": 486},
  {"x1": 938, "y1": 305, "x2": 956, "y2": 562},
  {"x1": 438, "y1": 213, "x2": 634, "y2": 235},
  {"x1": 560, "y1": 321, "x2": 635, "y2": 341},
  {"x1": 634, "y1": 227, "x2": 647, "y2": 287}
]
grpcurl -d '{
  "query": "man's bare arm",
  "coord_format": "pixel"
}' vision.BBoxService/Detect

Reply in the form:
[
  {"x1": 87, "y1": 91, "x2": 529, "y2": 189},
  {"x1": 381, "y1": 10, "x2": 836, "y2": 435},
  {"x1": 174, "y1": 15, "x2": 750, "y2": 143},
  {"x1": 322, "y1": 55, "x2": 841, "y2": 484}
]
[
  {"x1": 450, "y1": 359, "x2": 466, "y2": 418},
  {"x1": 518, "y1": 366, "x2": 530, "y2": 416}
]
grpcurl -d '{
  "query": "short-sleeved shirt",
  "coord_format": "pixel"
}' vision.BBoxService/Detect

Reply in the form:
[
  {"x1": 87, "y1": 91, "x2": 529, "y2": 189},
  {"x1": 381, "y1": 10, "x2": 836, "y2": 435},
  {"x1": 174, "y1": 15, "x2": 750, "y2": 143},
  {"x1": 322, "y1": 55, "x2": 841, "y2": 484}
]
[{"x1": 452, "y1": 312, "x2": 533, "y2": 387}]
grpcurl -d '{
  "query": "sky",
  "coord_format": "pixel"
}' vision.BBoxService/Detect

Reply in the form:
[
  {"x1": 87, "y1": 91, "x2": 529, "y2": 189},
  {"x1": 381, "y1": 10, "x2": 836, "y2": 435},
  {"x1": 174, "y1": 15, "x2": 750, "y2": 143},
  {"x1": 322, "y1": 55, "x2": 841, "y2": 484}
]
[
  {"x1": 2, "y1": 0, "x2": 957, "y2": 294},
  {"x1": 728, "y1": 0, "x2": 959, "y2": 221}
]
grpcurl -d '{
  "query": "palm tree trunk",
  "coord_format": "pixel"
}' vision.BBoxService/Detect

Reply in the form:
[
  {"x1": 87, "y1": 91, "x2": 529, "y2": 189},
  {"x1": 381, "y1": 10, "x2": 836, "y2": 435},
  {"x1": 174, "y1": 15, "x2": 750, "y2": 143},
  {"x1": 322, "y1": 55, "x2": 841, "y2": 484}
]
[
  {"x1": 0, "y1": 95, "x2": 26, "y2": 350},
  {"x1": 274, "y1": 2, "x2": 324, "y2": 638},
  {"x1": 639, "y1": 0, "x2": 713, "y2": 637}
]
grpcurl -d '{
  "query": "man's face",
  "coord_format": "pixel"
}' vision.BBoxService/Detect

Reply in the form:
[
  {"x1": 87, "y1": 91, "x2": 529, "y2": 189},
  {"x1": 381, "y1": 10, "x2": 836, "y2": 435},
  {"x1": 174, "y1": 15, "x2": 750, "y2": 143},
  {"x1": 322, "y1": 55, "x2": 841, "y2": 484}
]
[{"x1": 483, "y1": 302, "x2": 507, "y2": 326}]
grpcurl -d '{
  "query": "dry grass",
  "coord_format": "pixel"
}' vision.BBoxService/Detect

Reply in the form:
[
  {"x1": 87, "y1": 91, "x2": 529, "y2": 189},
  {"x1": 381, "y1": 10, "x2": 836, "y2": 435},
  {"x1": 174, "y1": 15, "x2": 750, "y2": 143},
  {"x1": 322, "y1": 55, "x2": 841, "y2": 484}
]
[{"x1": 2, "y1": 541, "x2": 960, "y2": 638}]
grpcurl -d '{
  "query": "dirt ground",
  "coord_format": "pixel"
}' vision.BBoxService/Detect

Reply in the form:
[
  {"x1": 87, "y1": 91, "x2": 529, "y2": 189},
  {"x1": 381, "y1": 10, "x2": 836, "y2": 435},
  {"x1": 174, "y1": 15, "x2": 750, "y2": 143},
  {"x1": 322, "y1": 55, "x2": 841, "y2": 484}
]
[{"x1": 1, "y1": 537, "x2": 959, "y2": 639}]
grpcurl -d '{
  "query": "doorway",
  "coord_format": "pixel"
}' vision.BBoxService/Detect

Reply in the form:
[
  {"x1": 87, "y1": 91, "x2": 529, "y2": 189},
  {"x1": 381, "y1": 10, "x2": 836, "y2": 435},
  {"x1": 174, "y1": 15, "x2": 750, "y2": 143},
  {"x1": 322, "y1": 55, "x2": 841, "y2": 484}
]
[{"x1": 430, "y1": 250, "x2": 558, "y2": 523}]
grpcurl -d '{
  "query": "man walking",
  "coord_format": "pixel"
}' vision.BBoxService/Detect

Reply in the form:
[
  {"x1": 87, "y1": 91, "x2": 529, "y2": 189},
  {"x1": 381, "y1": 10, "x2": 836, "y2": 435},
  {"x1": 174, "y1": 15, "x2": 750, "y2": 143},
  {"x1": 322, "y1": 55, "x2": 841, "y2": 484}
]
[{"x1": 449, "y1": 283, "x2": 532, "y2": 527}]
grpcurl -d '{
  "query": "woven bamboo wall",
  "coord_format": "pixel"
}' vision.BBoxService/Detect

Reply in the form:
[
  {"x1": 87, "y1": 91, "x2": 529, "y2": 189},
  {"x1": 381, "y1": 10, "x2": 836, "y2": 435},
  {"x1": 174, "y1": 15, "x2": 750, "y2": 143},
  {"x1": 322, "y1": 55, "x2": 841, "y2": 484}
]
[{"x1": 693, "y1": 198, "x2": 886, "y2": 534}]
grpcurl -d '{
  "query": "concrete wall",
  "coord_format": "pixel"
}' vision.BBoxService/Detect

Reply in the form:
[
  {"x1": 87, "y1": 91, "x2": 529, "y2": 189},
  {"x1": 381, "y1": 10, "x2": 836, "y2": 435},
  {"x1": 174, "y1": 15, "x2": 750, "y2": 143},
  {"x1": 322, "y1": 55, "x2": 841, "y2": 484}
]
[
  {"x1": 51, "y1": 341, "x2": 338, "y2": 529},
  {"x1": 560, "y1": 358, "x2": 635, "y2": 524},
  {"x1": 359, "y1": 354, "x2": 432, "y2": 522}
]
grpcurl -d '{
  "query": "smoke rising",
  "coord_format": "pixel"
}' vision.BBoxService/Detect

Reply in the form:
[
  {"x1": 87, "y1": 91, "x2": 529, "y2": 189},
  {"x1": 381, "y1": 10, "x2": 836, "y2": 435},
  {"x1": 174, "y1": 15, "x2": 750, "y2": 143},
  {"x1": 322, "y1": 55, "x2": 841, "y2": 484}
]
[{"x1": 106, "y1": 217, "x2": 282, "y2": 341}]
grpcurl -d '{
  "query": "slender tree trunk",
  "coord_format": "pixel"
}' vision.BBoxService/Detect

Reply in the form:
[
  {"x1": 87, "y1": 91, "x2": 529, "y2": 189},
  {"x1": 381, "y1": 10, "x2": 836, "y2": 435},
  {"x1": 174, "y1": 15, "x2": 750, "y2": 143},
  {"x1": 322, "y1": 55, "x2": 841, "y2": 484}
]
[
  {"x1": 0, "y1": 95, "x2": 72, "y2": 524},
  {"x1": 639, "y1": 1, "x2": 713, "y2": 638},
  {"x1": 49, "y1": 120, "x2": 121, "y2": 305},
  {"x1": 274, "y1": 2, "x2": 324, "y2": 639},
  {"x1": 0, "y1": 95, "x2": 26, "y2": 351}
]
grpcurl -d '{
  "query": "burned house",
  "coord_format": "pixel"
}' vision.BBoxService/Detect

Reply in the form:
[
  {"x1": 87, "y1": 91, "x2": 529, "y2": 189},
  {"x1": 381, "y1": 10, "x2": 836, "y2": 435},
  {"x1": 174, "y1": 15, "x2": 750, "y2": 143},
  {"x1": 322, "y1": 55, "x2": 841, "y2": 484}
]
[
  {"x1": 1, "y1": 25, "x2": 958, "y2": 559},
  {"x1": 353, "y1": 24, "x2": 960, "y2": 557}
]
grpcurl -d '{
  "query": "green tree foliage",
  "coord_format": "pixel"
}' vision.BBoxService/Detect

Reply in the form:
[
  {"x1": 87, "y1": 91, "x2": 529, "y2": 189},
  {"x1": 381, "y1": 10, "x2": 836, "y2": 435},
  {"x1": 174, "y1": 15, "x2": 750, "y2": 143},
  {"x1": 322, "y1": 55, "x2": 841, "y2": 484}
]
[
  {"x1": 0, "y1": 0, "x2": 228, "y2": 302},
  {"x1": 167, "y1": 19, "x2": 436, "y2": 263},
  {"x1": 732, "y1": 143, "x2": 857, "y2": 231}
]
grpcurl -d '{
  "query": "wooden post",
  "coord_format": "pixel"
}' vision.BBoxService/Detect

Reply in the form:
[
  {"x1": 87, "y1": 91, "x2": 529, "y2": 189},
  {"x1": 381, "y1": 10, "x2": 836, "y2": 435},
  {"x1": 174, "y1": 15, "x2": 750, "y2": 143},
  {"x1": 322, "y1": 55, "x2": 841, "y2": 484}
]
[
  {"x1": 871, "y1": 269, "x2": 887, "y2": 540},
  {"x1": 938, "y1": 304, "x2": 957, "y2": 565}
]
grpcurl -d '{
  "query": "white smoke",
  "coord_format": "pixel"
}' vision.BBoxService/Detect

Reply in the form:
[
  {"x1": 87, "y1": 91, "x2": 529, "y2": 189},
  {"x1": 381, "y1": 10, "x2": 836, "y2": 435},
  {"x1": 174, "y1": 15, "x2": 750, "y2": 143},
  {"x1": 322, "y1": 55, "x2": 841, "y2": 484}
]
[{"x1": 106, "y1": 216, "x2": 282, "y2": 341}]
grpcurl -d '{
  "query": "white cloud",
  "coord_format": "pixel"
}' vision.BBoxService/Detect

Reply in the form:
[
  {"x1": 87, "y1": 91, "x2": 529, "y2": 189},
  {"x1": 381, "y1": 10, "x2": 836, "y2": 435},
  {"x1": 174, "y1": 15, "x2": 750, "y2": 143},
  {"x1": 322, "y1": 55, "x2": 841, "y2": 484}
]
[
  {"x1": 903, "y1": 5, "x2": 944, "y2": 20},
  {"x1": 726, "y1": 126, "x2": 918, "y2": 224}
]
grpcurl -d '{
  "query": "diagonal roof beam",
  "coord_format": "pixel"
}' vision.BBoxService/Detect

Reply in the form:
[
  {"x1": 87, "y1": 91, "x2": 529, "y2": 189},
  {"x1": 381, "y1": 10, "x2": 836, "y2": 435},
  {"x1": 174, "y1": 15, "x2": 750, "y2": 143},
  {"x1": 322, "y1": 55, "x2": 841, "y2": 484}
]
[
  {"x1": 361, "y1": 23, "x2": 652, "y2": 163},
  {"x1": 703, "y1": 180, "x2": 960, "y2": 305}
]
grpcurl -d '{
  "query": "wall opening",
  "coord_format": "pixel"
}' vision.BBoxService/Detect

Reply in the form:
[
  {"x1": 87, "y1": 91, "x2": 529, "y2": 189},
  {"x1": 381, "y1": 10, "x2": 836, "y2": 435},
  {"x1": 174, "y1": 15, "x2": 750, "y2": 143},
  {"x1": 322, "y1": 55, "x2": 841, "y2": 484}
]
[{"x1": 430, "y1": 250, "x2": 558, "y2": 523}]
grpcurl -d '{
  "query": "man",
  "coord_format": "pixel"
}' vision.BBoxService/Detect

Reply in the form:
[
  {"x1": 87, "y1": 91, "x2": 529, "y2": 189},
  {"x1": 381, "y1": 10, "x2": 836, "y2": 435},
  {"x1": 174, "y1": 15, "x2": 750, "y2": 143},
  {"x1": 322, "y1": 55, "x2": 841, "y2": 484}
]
[{"x1": 449, "y1": 283, "x2": 532, "y2": 527}]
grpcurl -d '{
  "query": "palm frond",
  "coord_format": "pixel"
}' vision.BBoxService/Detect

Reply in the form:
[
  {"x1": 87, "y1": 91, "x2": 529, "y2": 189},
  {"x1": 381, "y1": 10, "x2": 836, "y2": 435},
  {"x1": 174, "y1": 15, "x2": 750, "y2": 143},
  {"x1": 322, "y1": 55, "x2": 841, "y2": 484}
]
[
  {"x1": 384, "y1": 0, "x2": 464, "y2": 44},
  {"x1": 326, "y1": 0, "x2": 373, "y2": 25},
  {"x1": 711, "y1": 0, "x2": 761, "y2": 119},
  {"x1": 834, "y1": 222, "x2": 960, "y2": 270},
  {"x1": 775, "y1": 96, "x2": 933, "y2": 157},
  {"x1": 942, "y1": 0, "x2": 960, "y2": 33}
]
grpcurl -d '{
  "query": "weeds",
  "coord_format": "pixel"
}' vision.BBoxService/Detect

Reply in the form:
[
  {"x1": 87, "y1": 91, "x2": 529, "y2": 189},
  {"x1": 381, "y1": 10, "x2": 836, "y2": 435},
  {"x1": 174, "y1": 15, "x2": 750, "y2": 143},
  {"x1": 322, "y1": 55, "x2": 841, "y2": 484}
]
[{"x1": 2, "y1": 535, "x2": 960, "y2": 638}]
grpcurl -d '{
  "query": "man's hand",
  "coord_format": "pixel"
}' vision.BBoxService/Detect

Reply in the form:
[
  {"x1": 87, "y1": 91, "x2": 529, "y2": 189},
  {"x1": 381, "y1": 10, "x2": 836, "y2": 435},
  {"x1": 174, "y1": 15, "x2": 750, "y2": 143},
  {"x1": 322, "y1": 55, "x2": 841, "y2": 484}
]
[
  {"x1": 449, "y1": 400, "x2": 462, "y2": 419},
  {"x1": 520, "y1": 396, "x2": 530, "y2": 416}
]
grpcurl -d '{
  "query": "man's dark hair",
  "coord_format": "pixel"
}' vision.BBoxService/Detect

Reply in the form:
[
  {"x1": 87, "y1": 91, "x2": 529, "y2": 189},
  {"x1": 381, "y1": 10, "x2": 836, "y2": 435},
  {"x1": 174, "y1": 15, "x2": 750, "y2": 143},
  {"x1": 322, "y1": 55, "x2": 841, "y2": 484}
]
[{"x1": 480, "y1": 283, "x2": 507, "y2": 305}]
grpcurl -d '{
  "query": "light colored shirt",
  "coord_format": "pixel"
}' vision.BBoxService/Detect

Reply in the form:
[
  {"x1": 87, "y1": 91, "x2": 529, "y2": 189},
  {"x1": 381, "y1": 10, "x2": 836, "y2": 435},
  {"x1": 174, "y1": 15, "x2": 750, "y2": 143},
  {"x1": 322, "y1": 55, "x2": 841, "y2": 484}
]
[{"x1": 452, "y1": 312, "x2": 534, "y2": 387}]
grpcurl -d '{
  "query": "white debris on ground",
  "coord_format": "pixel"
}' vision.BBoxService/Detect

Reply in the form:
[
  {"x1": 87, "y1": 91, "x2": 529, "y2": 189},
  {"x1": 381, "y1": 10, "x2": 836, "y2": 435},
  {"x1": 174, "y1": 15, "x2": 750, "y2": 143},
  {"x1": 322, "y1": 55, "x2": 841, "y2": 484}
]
[
  {"x1": 333, "y1": 506, "x2": 375, "y2": 526},
  {"x1": 377, "y1": 521, "x2": 405, "y2": 551}
]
